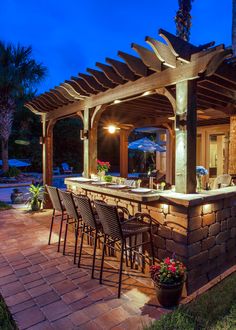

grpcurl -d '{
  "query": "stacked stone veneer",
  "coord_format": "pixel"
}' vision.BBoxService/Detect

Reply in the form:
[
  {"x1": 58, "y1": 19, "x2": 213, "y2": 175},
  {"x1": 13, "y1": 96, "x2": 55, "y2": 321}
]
[{"x1": 67, "y1": 184, "x2": 236, "y2": 295}]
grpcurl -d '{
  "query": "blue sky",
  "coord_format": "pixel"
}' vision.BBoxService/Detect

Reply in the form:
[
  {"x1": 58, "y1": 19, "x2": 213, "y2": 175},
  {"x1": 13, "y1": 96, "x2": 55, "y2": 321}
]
[{"x1": 0, "y1": 0, "x2": 232, "y2": 93}]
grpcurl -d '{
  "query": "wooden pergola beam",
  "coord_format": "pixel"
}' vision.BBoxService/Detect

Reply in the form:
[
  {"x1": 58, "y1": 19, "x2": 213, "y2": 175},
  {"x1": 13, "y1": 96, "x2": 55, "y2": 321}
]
[
  {"x1": 87, "y1": 68, "x2": 116, "y2": 88},
  {"x1": 146, "y1": 37, "x2": 176, "y2": 68},
  {"x1": 118, "y1": 51, "x2": 149, "y2": 76},
  {"x1": 79, "y1": 73, "x2": 106, "y2": 92},
  {"x1": 106, "y1": 58, "x2": 137, "y2": 81},
  {"x1": 131, "y1": 43, "x2": 162, "y2": 72},
  {"x1": 96, "y1": 62, "x2": 125, "y2": 84},
  {"x1": 71, "y1": 77, "x2": 98, "y2": 94}
]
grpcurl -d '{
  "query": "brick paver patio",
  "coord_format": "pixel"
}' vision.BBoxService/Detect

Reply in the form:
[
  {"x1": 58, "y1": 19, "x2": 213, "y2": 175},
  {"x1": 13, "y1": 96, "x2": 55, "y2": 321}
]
[{"x1": 0, "y1": 208, "x2": 166, "y2": 329}]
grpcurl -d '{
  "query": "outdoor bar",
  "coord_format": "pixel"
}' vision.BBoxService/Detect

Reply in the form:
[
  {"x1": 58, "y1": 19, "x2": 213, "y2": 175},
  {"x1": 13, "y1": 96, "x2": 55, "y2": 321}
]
[{"x1": 26, "y1": 29, "x2": 236, "y2": 296}]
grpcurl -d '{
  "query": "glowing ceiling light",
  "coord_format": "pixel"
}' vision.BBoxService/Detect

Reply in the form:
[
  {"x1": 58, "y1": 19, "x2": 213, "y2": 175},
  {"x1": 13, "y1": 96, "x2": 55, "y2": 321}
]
[{"x1": 142, "y1": 91, "x2": 151, "y2": 96}]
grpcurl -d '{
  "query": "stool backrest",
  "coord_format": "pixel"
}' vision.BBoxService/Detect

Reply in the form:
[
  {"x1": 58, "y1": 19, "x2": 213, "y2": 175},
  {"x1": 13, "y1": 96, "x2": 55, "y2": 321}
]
[
  {"x1": 58, "y1": 190, "x2": 79, "y2": 220},
  {"x1": 74, "y1": 195, "x2": 97, "y2": 229},
  {"x1": 94, "y1": 200, "x2": 122, "y2": 240},
  {"x1": 46, "y1": 185, "x2": 63, "y2": 212}
]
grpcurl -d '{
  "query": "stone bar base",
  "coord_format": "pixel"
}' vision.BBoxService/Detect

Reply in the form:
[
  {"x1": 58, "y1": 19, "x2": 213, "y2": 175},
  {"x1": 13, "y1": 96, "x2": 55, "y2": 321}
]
[{"x1": 65, "y1": 180, "x2": 236, "y2": 296}]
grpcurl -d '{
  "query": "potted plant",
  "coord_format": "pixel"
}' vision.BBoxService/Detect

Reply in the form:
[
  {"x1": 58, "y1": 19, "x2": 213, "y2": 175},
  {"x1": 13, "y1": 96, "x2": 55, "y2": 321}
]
[
  {"x1": 26, "y1": 184, "x2": 44, "y2": 211},
  {"x1": 11, "y1": 188, "x2": 24, "y2": 204},
  {"x1": 196, "y1": 166, "x2": 208, "y2": 192},
  {"x1": 97, "y1": 160, "x2": 110, "y2": 180},
  {"x1": 150, "y1": 256, "x2": 186, "y2": 307}
]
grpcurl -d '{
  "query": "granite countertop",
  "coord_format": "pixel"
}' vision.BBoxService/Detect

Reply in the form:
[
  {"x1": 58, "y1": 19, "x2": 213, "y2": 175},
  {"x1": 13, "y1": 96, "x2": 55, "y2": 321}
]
[{"x1": 65, "y1": 177, "x2": 236, "y2": 207}]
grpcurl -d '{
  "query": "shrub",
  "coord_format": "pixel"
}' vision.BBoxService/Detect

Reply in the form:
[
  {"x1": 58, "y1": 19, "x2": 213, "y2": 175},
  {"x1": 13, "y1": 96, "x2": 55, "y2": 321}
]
[{"x1": 4, "y1": 167, "x2": 21, "y2": 177}]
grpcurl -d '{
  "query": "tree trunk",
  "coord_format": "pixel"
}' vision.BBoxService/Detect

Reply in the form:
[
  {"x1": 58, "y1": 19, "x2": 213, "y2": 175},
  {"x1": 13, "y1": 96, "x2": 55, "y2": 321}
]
[
  {"x1": 233, "y1": 0, "x2": 236, "y2": 55},
  {"x1": 0, "y1": 98, "x2": 14, "y2": 173},
  {"x1": 1, "y1": 139, "x2": 9, "y2": 172},
  {"x1": 175, "y1": 0, "x2": 193, "y2": 42}
]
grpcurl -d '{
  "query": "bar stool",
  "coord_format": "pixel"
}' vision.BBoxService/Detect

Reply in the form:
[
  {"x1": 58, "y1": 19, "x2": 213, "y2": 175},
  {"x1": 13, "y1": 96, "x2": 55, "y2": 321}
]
[
  {"x1": 94, "y1": 200, "x2": 156, "y2": 298},
  {"x1": 45, "y1": 185, "x2": 66, "y2": 252},
  {"x1": 58, "y1": 190, "x2": 82, "y2": 264},
  {"x1": 73, "y1": 195, "x2": 103, "y2": 278}
]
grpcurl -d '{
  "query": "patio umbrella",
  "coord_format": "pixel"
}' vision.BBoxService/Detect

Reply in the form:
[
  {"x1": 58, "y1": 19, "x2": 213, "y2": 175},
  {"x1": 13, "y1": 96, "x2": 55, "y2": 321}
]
[
  {"x1": 128, "y1": 137, "x2": 165, "y2": 172},
  {"x1": 0, "y1": 159, "x2": 31, "y2": 167},
  {"x1": 128, "y1": 137, "x2": 165, "y2": 152}
]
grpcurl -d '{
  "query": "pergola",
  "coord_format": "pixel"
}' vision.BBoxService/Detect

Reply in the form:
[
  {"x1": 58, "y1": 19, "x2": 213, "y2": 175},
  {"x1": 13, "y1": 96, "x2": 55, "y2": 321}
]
[{"x1": 25, "y1": 29, "x2": 236, "y2": 194}]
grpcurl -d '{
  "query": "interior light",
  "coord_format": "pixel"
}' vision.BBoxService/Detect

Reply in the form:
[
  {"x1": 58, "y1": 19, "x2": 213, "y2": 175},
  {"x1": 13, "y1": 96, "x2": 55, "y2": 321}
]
[
  {"x1": 107, "y1": 125, "x2": 120, "y2": 134},
  {"x1": 142, "y1": 91, "x2": 151, "y2": 96},
  {"x1": 113, "y1": 99, "x2": 121, "y2": 104}
]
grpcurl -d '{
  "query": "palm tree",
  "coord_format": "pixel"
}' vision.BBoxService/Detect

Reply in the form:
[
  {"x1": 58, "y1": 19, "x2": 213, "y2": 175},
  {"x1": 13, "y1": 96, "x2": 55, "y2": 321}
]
[
  {"x1": 233, "y1": 0, "x2": 236, "y2": 55},
  {"x1": 0, "y1": 43, "x2": 46, "y2": 172},
  {"x1": 175, "y1": 0, "x2": 194, "y2": 42}
]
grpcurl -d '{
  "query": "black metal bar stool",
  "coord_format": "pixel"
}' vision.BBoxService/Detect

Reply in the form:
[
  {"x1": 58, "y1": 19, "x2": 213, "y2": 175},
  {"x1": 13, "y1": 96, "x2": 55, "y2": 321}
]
[
  {"x1": 58, "y1": 190, "x2": 82, "y2": 264},
  {"x1": 94, "y1": 200, "x2": 157, "y2": 298},
  {"x1": 45, "y1": 185, "x2": 66, "y2": 252},
  {"x1": 73, "y1": 194, "x2": 103, "y2": 278}
]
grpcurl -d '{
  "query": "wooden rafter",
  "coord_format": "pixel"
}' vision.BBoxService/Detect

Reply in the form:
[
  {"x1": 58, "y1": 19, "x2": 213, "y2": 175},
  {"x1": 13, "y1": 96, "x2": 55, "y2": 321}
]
[
  {"x1": 131, "y1": 43, "x2": 162, "y2": 72},
  {"x1": 71, "y1": 77, "x2": 98, "y2": 94},
  {"x1": 146, "y1": 37, "x2": 176, "y2": 68},
  {"x1": 118, "y1": 51, "x2": 149, "y2": 76},
  {"x1": 96, "y1": 62, "x2": 125, "y2": 84},
  {"x1": 87, "y1": 68, "x2": 116, "y2": 88},
  {"x1": 79, "y1": 73, "x2": 106, "y2": 92},
  {"x1": 106, "y1": 58, "x2": 137, "y2": 81}
]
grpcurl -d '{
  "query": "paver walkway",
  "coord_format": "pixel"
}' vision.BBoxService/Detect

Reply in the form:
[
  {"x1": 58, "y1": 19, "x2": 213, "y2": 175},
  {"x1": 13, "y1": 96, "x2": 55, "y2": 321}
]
[{"x1": 0, "y1": 208, "x2": 167, "y2": 329}]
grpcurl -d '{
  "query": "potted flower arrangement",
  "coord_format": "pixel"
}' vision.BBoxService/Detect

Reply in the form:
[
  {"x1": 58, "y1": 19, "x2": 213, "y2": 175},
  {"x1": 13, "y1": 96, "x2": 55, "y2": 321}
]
[
  {"x1": 97, "y1": 160, "x2": 110, "y2": 180},
  {"x1": 150, "y1": 256, "x2": 186, "y2": 307},
  {"x1": 26, "y1": 184, "x2": 44, "y2": 211},
  {"x1": 196, "y1": 166, "x2": 208, "y2": 192}
]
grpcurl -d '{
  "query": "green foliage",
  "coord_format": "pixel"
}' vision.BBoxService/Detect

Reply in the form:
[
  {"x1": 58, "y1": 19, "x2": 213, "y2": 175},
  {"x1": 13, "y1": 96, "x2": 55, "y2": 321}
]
[
  {"x1": 146, "y1": 310, "x2": 195, "y2": 330},
  {"x1": 0, "y1": 201, "x2": 12, "y2": 211},
  {"x1": 53, "y1": 118, "x2": 83, "y2": 172},
  {"x1": 26, "y1": 184, "x2": 44, "y2": 211},
  {"x1": 3, "y1": 166, "x2": 21, "y2": 177},
  {"x1": 0, "y1": 295, "x2": 16, "y2": 329},
  {"x1": 146, "y1": 273, "x2": 236, "y2": 330},
  {"x1": 104, "y1": 175, "x2": 112, "y2": 182}
]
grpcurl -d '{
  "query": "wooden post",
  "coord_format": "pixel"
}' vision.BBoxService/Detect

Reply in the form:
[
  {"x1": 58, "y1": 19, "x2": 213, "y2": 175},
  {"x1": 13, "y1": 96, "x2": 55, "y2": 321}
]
[
  {"x1": 42, "y1": 116, "x2": 53, "y2": 186},
  {"x1": 89, "y1": 126, "x2": 98, "y2": 175},
  {"x1": 166, "y1": 127, "x2": 175, "y2": 184},
  {"x1": 120, "y1": 128, "x2": 129, "y2": 178},
  {"x1": 175, "y1": 80, "x2": 197, "y2": 193},
  {"x1": 229, "y1": 116, "x2": 236, "y2": 175},
  {"x1": 83, "y1": 107, "x2": 90, "y2": 177}
]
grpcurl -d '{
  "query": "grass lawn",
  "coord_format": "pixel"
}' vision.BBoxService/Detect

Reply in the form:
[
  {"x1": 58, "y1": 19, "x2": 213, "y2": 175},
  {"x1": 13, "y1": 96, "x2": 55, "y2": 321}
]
[
  {"x1": 0, "y1": 201, "x2": 12, "y2": 211},
  {"x1": 147, "y1": 272, "x2": 236, "y2": 330},
  {"x1": 0, "y1": 296, "x2": 17, "y2": 330}
]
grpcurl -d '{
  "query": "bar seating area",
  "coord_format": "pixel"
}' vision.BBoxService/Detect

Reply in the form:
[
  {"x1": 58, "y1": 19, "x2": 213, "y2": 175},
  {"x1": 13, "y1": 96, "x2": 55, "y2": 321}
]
[
  {"x1": 46, "y1": 185, "x2": 157, "y2": 298},
  {"x1": 26, "y1": 28, "x2": 236, "y2": 298}
]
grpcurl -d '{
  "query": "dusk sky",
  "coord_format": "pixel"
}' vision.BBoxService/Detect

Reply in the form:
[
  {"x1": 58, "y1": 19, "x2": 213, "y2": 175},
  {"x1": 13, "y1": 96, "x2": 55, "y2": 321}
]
[{"x1": 0, "y1": 0, "x2": 233, "y2": 93}]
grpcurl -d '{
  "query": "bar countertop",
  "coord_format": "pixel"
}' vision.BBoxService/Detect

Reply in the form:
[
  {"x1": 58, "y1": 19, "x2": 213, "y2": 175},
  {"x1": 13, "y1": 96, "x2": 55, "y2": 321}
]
[{"x1": 65, "y1": 177, "x2": 236, "y2": 207}]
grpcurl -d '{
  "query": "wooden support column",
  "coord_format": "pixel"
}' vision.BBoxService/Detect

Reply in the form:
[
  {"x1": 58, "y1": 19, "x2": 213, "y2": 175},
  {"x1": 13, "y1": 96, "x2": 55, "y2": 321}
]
[
  {"x1": 89, "y1": 126, "x2": 98, "y2": 175},
  {"x1": 166, "y1": 127, "x2": 175, "y2": 184},
  {"x1": 175, "y1": 80, "x2": 197, "y2": 194},
  {"x1": 42, "y1": 116, "x2": 53, "y2": 186},
  {"x1": 229, "y1": 116, "x2": 236, "y2": 175},
  {"x1": 83, "y1": 107, "x2": 90, "y2": 177},
  {"x1": 120, "y1": 128, "x2": 129, "y2": 178}
]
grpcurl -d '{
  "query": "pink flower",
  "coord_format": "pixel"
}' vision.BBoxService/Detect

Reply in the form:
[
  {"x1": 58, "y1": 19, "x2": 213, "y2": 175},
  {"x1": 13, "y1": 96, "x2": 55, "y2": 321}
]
[{"x1": 164, "y1": 257, "x2": 171, "y2": 265}]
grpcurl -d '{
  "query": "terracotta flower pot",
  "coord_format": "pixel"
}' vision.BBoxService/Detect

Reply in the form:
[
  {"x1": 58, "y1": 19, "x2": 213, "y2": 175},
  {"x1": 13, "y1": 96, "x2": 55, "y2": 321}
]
[{"x1": 155, "y1": 280, "x2": 184, "y2": 307}]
